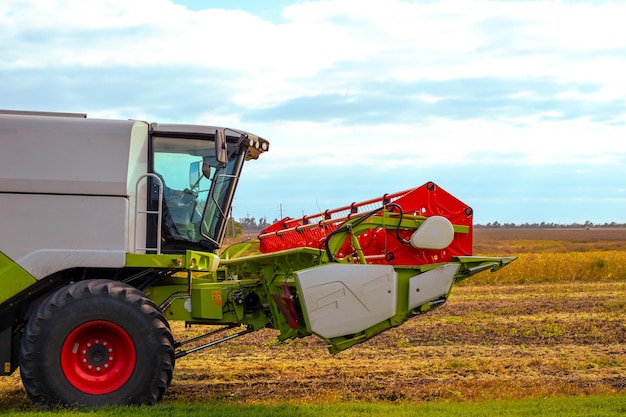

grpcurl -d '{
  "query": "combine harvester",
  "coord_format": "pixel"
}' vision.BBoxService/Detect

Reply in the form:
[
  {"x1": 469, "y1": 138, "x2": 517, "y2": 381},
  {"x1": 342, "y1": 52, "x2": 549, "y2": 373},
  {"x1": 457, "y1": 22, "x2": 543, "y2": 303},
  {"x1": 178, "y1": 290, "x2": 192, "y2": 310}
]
[{"x1": 0, "y1": 110, "x2": 515, "y2": 407}]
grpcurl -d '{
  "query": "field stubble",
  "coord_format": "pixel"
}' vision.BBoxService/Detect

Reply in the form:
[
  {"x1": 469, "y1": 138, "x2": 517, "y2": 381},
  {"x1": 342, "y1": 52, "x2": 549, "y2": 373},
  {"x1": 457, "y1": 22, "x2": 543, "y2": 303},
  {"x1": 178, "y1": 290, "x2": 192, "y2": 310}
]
[
  {"x1": 164, "y1": 281, "x2": 625, "y2": 404},
  {"x1": 166, "y1": 228, "x2": 626, "y2": 404},
  {"x1": 0, "y1": 228, "x2": 624, "y2": 409}
]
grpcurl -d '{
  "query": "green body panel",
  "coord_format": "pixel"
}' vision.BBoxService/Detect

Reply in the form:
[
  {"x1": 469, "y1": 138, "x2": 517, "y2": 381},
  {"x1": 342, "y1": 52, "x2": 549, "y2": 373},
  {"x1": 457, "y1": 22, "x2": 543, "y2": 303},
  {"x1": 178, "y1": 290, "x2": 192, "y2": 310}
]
[
  {"x1": 0, "y1": 252, "x2": 37, "y2": 304},
  {"x1": 219, "y1": 247, "x2": 324, "y2": 340},
  {"x1": 191, "y1": 285, "x2": 224, "y2": 320},
  {"x1": 146, "y1": 282, "x2": 194, "y2": 321},
  {"x1": 125, "y1": 250, "x2": 220, "y2": 272},
  {"x1": 190, "y1": 279, "x2": 267, "y2": 327},
  {"x1": 131, "y1": 244, "x2": 515, "y2": 355}
]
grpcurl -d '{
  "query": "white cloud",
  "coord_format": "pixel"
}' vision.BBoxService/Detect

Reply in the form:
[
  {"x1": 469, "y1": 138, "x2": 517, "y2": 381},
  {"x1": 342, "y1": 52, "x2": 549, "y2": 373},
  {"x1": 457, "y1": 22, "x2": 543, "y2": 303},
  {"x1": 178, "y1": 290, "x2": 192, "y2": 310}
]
[
  {"x1": 5, "y1": 1, "x2": 626, "y2": 92},
  {"x1": 2, "y1": 0, "x2": 626, "y2": 223},
  {"x1": 243, "y1": 115, "x2": 626, "y2": 175}
]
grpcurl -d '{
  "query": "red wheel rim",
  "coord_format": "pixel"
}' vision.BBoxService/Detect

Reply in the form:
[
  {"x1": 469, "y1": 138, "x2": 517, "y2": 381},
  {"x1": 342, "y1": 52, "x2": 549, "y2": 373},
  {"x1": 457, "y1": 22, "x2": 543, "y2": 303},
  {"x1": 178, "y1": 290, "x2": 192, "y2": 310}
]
[{"x1": 61, "y1": 321, "x2": 136, "y2": 394}]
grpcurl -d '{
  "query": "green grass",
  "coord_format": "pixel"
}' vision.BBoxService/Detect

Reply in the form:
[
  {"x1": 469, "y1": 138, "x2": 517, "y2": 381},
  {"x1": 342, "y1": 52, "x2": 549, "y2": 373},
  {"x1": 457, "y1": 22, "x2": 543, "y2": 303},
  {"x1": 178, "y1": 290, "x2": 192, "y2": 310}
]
[{"x1": 3, "y1": 395, "x2": 625, "y2": 417}]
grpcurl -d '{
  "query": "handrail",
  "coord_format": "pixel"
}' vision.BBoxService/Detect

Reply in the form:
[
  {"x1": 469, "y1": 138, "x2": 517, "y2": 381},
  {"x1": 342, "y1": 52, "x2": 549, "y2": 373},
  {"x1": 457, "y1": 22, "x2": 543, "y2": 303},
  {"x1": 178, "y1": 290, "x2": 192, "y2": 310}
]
[{"x1": 133, "y1": 173, "x2": 163, "y2": 254}]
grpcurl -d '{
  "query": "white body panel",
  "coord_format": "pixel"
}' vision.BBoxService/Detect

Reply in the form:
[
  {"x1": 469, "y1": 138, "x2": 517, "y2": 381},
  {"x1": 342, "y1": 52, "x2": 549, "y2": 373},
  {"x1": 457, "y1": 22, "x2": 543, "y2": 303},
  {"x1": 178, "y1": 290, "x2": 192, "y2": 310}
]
[
  {"x1": 407, "y1": 263, "x2": 459, "y2": 310},
  {"x1": 0, "y1": 194, "x2": 127, "y2": 279},
  {"x1": 296, "y1": 264, "x2": 397, "y2": 339},
  {"x1": 0, "y1": 114, "x2": 150, "y2": 278},
  {"x1": 0, "y1": 115, "x2": 148, "y2": 196}
]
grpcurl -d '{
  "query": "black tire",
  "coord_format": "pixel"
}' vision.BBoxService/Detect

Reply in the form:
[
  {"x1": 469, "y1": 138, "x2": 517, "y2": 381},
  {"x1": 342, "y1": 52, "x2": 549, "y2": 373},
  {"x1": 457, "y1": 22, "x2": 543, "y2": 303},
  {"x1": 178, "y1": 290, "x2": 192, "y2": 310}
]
[{"x1": 19, "y1": 279, "x2": 175, "y2": 407}]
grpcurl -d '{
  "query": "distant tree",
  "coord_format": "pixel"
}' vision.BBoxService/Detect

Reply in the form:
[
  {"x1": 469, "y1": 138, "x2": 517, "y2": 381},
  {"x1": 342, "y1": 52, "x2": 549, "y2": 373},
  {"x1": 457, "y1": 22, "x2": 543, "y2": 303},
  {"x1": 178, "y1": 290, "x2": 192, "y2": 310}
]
[
  {"x1": 239, "y1": 216, "x2": 257, "y2": 229},
  {"x1": 237, "y1": 215, "x2": 274, "y2": 230},
  {"x1": 258, "y1": 216, "x2": 271, "y2": 229},
  {"x1": 224, "y1": 218, "x2": 244, "y2": 238}
]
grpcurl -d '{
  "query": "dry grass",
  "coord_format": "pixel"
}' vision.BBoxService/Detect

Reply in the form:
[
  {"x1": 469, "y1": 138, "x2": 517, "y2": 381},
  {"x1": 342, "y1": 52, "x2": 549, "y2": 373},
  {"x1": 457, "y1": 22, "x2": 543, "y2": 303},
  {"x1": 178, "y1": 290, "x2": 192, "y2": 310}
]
[
  {"x1": 470, "y1": 250, "x2": 626, "y2": 284},
  {"x1": 472, "y1": 228, "x2": 626, "y2": 284}
]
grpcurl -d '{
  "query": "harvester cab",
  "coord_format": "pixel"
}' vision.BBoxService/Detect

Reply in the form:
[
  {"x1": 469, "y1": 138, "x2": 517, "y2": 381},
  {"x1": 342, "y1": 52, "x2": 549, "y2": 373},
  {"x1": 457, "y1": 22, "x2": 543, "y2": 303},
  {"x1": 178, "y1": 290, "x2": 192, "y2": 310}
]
[{"x1": 145, "y1": 124, "x2": 268, "y2": 254}]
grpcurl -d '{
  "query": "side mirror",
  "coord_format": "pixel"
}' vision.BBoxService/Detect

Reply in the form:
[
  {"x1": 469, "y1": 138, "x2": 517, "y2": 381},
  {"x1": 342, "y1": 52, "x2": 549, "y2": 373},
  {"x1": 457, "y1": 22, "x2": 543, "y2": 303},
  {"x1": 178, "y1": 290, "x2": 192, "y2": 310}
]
[
  {"x1": 189, "y1": 161, "x2": 202, "y2": 190},
  {"x1": 215, "y1": 129, "x2": 226, "y2": 166}
]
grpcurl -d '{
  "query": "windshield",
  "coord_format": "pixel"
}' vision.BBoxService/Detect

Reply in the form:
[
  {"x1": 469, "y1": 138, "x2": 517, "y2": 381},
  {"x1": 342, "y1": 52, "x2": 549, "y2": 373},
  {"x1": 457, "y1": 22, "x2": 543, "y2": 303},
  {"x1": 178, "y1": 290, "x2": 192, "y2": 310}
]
[
  {"x1": 150, "y1": 130, "x2": 245, "y2": 252},
  {"x1": 200, "y1": 134, "x2": 245, "y2": 246}
]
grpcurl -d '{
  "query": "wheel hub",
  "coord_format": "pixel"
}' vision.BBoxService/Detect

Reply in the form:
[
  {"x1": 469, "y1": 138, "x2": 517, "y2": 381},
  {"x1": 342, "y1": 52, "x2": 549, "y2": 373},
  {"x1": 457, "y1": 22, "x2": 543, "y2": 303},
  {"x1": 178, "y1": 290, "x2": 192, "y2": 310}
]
[
  {"x1": 61, "y1": 321, "x2": 136, "y2": 395},
  {"x1": 80, "y1": 338, "x2": 114, "y2": 372}
]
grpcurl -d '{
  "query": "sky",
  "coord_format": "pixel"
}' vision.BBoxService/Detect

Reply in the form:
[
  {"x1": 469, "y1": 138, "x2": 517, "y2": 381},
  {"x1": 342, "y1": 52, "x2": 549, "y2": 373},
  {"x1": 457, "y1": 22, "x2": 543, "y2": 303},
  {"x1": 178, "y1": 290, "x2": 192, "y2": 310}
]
[{"x1": 1, "y1": 0, "x2": 625, "y2": 225}]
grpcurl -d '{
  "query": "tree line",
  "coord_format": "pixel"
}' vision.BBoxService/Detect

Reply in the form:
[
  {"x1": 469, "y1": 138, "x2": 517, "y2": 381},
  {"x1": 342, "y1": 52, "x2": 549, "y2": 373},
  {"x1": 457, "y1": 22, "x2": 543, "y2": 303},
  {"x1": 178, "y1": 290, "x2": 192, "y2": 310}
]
[
  {"x1": 224, "y1": 216, "x2": 275, "y2": 238},
  {"x1": 224, "y1": 217, "x2": 625, "y2": 238},
  {"x1": 475, "y1": 221, "x2": 625, "y2": 228}
]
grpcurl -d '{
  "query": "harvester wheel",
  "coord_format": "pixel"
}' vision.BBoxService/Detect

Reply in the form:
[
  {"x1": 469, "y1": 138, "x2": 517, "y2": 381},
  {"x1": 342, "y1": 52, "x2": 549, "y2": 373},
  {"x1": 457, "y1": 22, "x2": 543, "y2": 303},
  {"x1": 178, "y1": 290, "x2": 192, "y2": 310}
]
[{"x1": 19, "y1": 279, "x2": 174, "y2": 407}]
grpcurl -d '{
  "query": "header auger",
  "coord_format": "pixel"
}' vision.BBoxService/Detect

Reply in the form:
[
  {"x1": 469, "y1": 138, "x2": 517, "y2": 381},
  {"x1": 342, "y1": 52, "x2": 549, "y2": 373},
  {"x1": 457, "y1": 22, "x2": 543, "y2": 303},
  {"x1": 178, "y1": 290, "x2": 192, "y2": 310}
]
[{"x1": 0, "y1": 110, "x2": 515, "y2": 407}]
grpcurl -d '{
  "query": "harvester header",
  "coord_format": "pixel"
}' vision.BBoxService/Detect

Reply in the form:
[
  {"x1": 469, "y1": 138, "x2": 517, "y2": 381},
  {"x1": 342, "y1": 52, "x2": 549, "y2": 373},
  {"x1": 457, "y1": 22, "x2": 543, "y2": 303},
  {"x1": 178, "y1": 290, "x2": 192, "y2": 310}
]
[{"x1": 220, "y1": 181, "x2": 515, "y2": 354}]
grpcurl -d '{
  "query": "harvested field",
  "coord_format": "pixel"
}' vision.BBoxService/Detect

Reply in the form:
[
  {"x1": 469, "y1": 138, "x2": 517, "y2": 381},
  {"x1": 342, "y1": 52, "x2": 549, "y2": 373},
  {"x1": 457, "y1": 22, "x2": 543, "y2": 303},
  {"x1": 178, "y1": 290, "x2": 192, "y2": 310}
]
[
  {"x1": 163, "y1": 280, "x2": 625, "y2": 404},
  {"x1": 168, "y1": 228, "x2": 626, "y2": 403},
  {"x1": 0, "y1": 228, "x2": 624, "y2": 409},
  {"x1": 473, "y1": 227, "x2": 626, "y2": 254}
]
